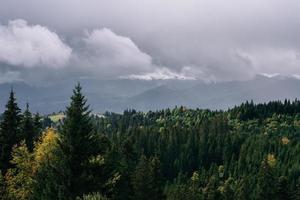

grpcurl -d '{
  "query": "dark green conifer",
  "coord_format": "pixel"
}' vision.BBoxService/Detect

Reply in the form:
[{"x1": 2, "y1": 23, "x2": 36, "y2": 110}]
[
  {"x1": 21, "y1": 103, "x2": 35, "y2": 151},
  {"x1": 0, "y1": 89, "x2": 22, "y2": 172},
  {"x1": 58, "y1": 83, "x2": 102, "y2": 199},
  {"x1": 257, "y1": 158, "x2": 276, "y2": 200},
  {"x1": 276, "y1": 176, "x2": 289, "y2": 200}
]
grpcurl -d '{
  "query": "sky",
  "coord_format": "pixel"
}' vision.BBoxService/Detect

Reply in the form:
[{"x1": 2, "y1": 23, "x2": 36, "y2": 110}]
[{"x1": 1, "y1": 0, "x2": 300, "y2": 85}]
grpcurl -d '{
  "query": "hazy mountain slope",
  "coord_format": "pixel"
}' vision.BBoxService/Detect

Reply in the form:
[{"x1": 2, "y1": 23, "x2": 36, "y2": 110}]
[{"x1": 1, "y1": 75, "x2": 300, "y2": 113}]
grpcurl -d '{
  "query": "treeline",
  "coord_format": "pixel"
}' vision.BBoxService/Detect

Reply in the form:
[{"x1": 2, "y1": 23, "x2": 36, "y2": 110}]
[
  {"x1": 1, "y1": 85, "x2": 300, "y2": 199},
  {"x1": 230, "y1": 99, "x2": 300, "y2": 120}
]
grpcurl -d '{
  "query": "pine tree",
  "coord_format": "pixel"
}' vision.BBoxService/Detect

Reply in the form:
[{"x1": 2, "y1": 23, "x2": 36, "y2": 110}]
[
  {"x1": 33, "y1": 113, "x2": 42, "y2": 141},
  {"x1": 222, "y1": 177, "x2": 235, "y2": 200},
  {"x1": 149, "y1": 156, "x2": 164, "y2": 200},
  {"x1": 132, "y1": 155, "x2": 151, "y2": 200},
  {"x1": 276, "y1": 176, "x2": 289, "y2": 200},
  {"x1": 58, "y1": 83, "x2": 102, "y2": 199},
  {"x1": 205, "y1": 175, "x2": 219, "y2": 200},
  {"x1": 257, "y1": 158, "x2": 276, "y2": 200},
  {"x1": 21, "y1": 103, "x2": 35, "y2": 151},
  {"x1": 235, "y1": 177, "x2": 249, "y2": 200},
  {"x1": 131, "y1": 155, "x2": 163, "y2": 200},
  {"x1": 0, "y1": 89, "x2": 22, "y2": 173},
  {"x1": 293, "y1": 178, "x2": 300, "y2": 200}
]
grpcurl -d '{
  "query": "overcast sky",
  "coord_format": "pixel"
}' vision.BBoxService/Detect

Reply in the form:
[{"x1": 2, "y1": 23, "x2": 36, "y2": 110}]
[{"x1": 1, "y1": 0, "x2": 300, "y2": 84}]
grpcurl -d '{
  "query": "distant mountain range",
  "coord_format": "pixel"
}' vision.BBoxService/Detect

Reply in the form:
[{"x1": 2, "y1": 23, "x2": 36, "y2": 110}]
[{"x1": 1, "y1": 75, "x2": 300, "y2": 114}]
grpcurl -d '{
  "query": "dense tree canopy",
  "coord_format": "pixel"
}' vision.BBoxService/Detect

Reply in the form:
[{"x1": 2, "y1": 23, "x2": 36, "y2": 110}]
[{"x1": 1, "y1": 85, "x2": 300, "y2": 199}]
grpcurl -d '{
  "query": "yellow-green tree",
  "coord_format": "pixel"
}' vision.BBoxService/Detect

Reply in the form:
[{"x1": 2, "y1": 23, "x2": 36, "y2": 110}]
[
  {"x1": 5, "y1": 142, "x2": 35, "y2": 200},
  {"x1": 32, "y1": 128, "x2": 66, "y2": 200}
]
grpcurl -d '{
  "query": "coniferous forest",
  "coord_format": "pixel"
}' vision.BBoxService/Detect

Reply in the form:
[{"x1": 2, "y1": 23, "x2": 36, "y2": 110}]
[{"x1": 1, "y1": 84, "x2": 300, "y2": 200}]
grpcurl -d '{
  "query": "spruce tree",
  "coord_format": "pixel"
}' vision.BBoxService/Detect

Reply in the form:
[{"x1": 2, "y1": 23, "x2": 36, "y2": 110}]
[
  {"x1": 257, "y1": 158, "x2": 276, "y2": 200},
  {"x1": 33, "y1": 113, "x2": 42, "y2": 141},
  {"x1": 58, "y1": 83, "x2": 101, "y2": 199},
  {"x1": 0, "y1": 89, "x2": 22, "y2": 173},
  {"x1": 21, "y1": 103, "x2": 35, "y2": 151},
  {"x1": 205, "y1": 175, "x2": 219, "y2": 200},
  {"x1": 222, "y1": 177, "x2": 235, "y2": 200},
  {"x1": 131, "y1": 155, "x2": 163, "y2": 200},
  {"x1": 132, "y1": 155, "x2": 151, "y2": 200},
  {"x1": 149, "y1": 156, "x2": 164, "y2": 200},
  {"x1": 293, "y1": 178, "x2": 300, "y2": 200},
  {"x1": 276, "y1": 176, "x2": 289, "y2": 200},
  {"x1": 235, "y1": 177, "x2": 249, "y2": 200}
]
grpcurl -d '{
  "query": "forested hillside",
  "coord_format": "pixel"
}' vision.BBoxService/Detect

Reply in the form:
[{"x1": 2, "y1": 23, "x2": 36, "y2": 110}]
[{"x1": 1, "y1": 84, "x2": 300, "y2": 199}]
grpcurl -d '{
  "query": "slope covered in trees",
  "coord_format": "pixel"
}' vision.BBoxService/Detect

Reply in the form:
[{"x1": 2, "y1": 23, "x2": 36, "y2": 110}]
[{"x1": 1, "y1": 84, "x2": 300, "y2": 199}]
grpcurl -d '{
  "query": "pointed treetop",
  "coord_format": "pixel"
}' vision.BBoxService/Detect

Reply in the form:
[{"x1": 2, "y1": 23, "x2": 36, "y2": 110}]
[
  {"x1": 74, "y1": 82, "x2": 82, "y2": 93},
  {"x1": 25, "y1": 102, "x2": 29, "y2": 111}
]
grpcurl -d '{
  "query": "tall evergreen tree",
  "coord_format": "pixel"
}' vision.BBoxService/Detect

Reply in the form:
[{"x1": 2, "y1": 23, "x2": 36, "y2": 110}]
[
  {"x1": 276, "y1": 176, "x2": 289, "y2": 200},
  {"x1": 132, "y1": 155, "x2": 151, "y2": 200},
  {"x1": 58, "y1": 83, "x2": 102, "y2": 199},
  {"x1": 293, "y1": 178, "x2": 300, "y2": 200},
  {"x1": 21, "y1": 103, "x2": 35, "y2": 151},
  {"x1": 257, "y1": 158, "x2": 276, "y2": 200},
  {"x1": 235, "y1": 177, "x2": 249, "y2": 200},
  {"x1": 33, "y1": 113, "x2": 42, "y2": 140},
  {"x1": 148, "y1": 156, "x2": 164, "y2": 200},
  {"x1": 222, "y1": 177, "x2": 235, "y2": 200},
  {"x1": 205, "y1": 175, "x2": 220, "y2": 200},
  {"x1": 0, "y1": 89, "x2": 22, "y2": 173}
]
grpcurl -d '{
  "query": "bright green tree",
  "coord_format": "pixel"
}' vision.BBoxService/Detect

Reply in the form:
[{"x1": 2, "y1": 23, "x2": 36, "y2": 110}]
[
  {"x1": 5, "y1": 142, "x2": 34, "y2": 200},
  {"x1": 32, "y1": 128, "x2": 66, "y2": 200}
]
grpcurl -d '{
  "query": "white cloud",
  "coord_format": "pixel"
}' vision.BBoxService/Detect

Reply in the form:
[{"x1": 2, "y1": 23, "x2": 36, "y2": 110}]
[
  {"x1": 121, "y1": 66, "x2": 217, "y2": 82},
  {"x1": 74, "y1": 28, "x2": 153, "y2": 77},
  {"x1": 0, "y1": 19, "x2": 71, "y2": 68},
  {"x1": 120, "y1": 67, "x2": 194, "y2": 80},
  {"x1": 260, "y1": 73, "x2": 280, "y2": 78},
  {"x1": 236, "y1": 47, "x2": 300, "y2": 76}
]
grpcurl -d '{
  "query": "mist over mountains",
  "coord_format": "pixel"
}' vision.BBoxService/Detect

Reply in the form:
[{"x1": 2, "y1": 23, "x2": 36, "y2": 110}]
[{"x1": 1, "y1": 75, "x2": 300, "y2": 114}]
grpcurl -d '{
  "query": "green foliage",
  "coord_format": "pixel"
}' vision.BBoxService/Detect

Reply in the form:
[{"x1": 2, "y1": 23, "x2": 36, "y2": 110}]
[
  {"x1": 0, "y1": 171, "x2": 7, "y2": 200},
  {"x1": 5, "y1": 142, "x2": 34, "y2": 200},
  {"x1": 257, "y1": 158, "x2": 276, "y2": 200},
  {"x1": 276, "y1": 176, "x2": 289, "y2": 200},
  {"x1": 3, "y1": 85, "x2": 300, "y2": 199},
  {"x1": 32, "y1": 128, "x2": 66, "y2": 200},
  {"x1": 57, "y1": 83, "x2": 110, "y2": 199},
  {"x1": 132, "y1": 155, "x2": 164, "y2": 200},
  {"x1": 76, "y1": 193, "x2": 109, "y2": 200},
  {"x1": 21, "y1": 103, "x2": 35, "y2": 151},
  {"x1": 0, "y1": 89, "x2": 22, "y2": 172}
]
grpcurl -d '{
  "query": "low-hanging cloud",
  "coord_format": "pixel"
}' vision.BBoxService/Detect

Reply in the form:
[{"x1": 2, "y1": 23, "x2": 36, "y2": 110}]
[
  {"x1": 74, "y1": 28, "x2": 202, "y2": 80},
  {"x1": 0, "y1": 19, "x2": 72, "y2": 68},
  {"x1": 1, "y1": 0, "x2": 300, "y2": 85},
  {"x1": 72, "y1": 28, "x2": 155, "y2": 78}
]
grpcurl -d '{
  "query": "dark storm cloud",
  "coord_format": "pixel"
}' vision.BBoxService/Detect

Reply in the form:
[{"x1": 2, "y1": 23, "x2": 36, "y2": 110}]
[{"x1": 1, "y1": 0, "x2": 300, "y2": 83}]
